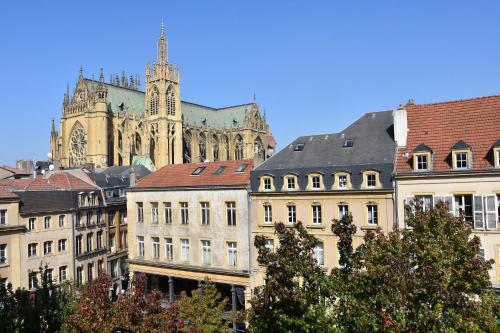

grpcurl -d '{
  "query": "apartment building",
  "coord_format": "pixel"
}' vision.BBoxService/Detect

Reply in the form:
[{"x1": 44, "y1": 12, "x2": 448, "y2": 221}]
[
  {"x1": 0, "y1": 188, "x2": 23, "y2": 288},
  {"x1": 127, "y1": 160, "x2": 253, "y2": 310},
  {"x1": 393, "y1": 95, "x2": 500, "y2": 287},
  {"x1": 250, "y1": 111, "x2": 396, "y2": 287}
]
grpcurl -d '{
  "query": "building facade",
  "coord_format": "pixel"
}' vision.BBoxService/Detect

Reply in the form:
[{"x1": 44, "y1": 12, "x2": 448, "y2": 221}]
[
  {"x1": 127, "y1": 160, "x2": 253, "y2": 311},
  {"x1": 0, "y1": 188, "x2": 23, "y2": 288},
  {"x1": 50, "y1": 24, "x2": 275, "y2": 170},
  {"x1": 250, "y1": 111, "x2": 396, "y2": 288},
  {"x1": 393, "y1": 96, "x2": 500, "y2": 287}
]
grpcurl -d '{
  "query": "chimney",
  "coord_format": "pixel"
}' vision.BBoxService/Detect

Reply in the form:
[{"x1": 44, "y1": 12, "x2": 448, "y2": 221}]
[
  {"x1": 130, "y1": 167, "x2": 136, "y2": 187},
  {"x1": 393, "y1": 104, "x2": 408, "y2": 147}
]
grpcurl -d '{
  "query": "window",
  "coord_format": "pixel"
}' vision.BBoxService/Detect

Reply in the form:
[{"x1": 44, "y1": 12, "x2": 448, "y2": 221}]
[
  {"x1": 455, "y1": 194, "x2": 473, "y2": 221},
  {"x1": 294, "y1": 143, "x2": 305, "y2": 151},
  {"x1": 180, "y1": 202, "x2": 189, "y2": 225},
  {"x1": 215, "y1": 166, "x2": 226, "y2": 174},
  {"x1": 59, "y1": 266, "x2": 67, "y2": 282},
  {"x1": 367, "y1": 205, "x2": 378, "y2": 225},
  {"x1": 97, "y1": 211, "x2": 103, "y2": 225},
  {"x1": 86, "y1": 212, "x2": 92, "y2": 225},
  {"x1": 98, "y1": 259, "x2": 104, "y2": 275},
  {"x1": 338, "y1": 175, "x2": 348, "y2": 189},
  {"x1": 455, "y1": 152, "x2": 468, "y2": 169},
  {"x1": 28, "y1": 218, "x2": 35, "y2": 231},
  {"x1": 201, "y1": 240, "x2": 211, "y2": 264},
  {"x1": 91, "y1": 194, "x2": 97, "y2": 205},
  {"x1": 201, "y1": 202, "x2": 210, "y2": 225},
  {"x1": 472, "y1": 195, "x2": 498, "y2": 230},
  {"x1": 45, "y1": 268, "x2": 53, "y2": 282},
  {"x1": 119, "y1": 188, "x2": 125, "y2": 197},
  {"x1": 263, "y1": 177, "x2": 272, "y2": 190},
  {"x1": 87, "y1": 263, "x2": 93, "y2": 282},
  {"x1": 181, "y1": 239, "x2": 190, "y2": 262},
  {"x1": 109, "y1": 233, "x2": 115, "y2": 250},
  {"x1": 152, "y1": 237, "x2": 160, "y2": 259},
  {"x1": 265, "y1": 239, "x2": 274, "y2": 252},
  {"x1": 287, "y1": 177, "x2": 296, "y2": 190},
  {"x1": 97, "y1": 231, "x2": 103, "y2": 250},
  {"x1": 313, "y1": 242, "x2": 324, "y2": 266},
  {"x1": 75, "y1": 213, "x2": 81, "y2": 227},
  {"x1": 137, "y1": 236, "x2": 145, "y2": 257},
  {"x1": 58, "y1": 215, "x2": 65, "y2": 227},
  {"x1": 415, "y1": 195, "x2": 433, "y2": 211},
  {"x1": 367, "y1": 174, "x2": 376, "y2": 188},
  {"x1": 0, "y1": 210, "x2": 6, "y2": 225},
  {"x1": 58, "y1": 239, "x2": 66, "y2": 252},
  {"x1": 76, "y1": 236, "x2": 82, "y2": 255},
  {"x1": 108, "y1": 211, "x2": 115, "y2": 226},
  {"x1": 76, "y1": 267, "x2": 83, "y2": 285},
  {"x1": 496, "y1": 150, "x2": 500, "y2": 168},
  {"x1": 192, "y1": 166, "x2": 206, "y2": 176},
  {"x1": 0, "y1": 244, "x2": 6, "y2": 264},
  {"x1": 44, "y1": 216, "x2": 51, "y2": 229},
  {"x1": 226, "y1": 202, "x2": 236, "y2": 226},
  {"x1": 343, "y1": 138, "x2": 354, "y2": 148},
  {"x1": 479, "y1": 248, "x2": 485, "y2": 260},
  {"x1": 287, "y1": 204, "x2": 296, "y2": 224},
  {"x1": 110, "y1": 259, "x2": 118, "y2": 278},
  {"x1": 150, "y1": 202, "x2": 159, "y2": 224},
  {"x1": 44, "y1": 241, "x2": 52, "y2": 255},
  {"x1": 338, "y1": 204, "x2": 349, "y2": 220},
  {"x1": 86, "y1": 233, "x2": 93, "y2": 253},
  {"x1": 28, "y1": 243, "x2": 37, "y2": 257},
  {"x1": 165, "y1": 238, "x2": 173, "y2": 261},
  {"x1": 137, "y1": 202, "x2": 144, "y2": 223},
  {"x1": 164, "y1": 202, "x2": 172, "y2": 224},
  {"x1": 235, "y1": 163, "x2": 248, "y2": 173},
  {"x1": 29, "y1": 272, "x2": 37, "y2": 289},
  {"x1": 106, "y1": 190, "x2": 114, "y2": 198},
  {"x1": 264, "y1": 204, "x2": 273, "y2": 224},
  {"x1": 311, "y1": 175, "x2": 321, "y2": 189},
  {"x1": 227, "y1": 242, "x2": 237, "y2": 266},
  {"x1": 312, "y1": 204, "x2": 322, "y2": 224},
  {"x1": 416, "y1": 154, "x2": 428, "y2": 171}
]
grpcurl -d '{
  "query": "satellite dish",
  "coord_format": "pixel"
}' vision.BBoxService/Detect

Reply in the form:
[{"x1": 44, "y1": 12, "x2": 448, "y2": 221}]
[
  {"x1": 47, "y1": 152, "x2": 53, "y2": 159},
  {"x1": 41, "y1": 169, "x2": 46, "y2": 175},
  {"x1": 100, "y1": 156, "x2": 107, "y2": 164},
  {"x1": 49, "y1": 164, "x2": 55, "y2": 171}
]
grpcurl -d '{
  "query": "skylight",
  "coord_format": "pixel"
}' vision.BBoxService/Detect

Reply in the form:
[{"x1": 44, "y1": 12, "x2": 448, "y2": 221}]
[
  {"x1": 214, "y1": 166, "x2": 227, "y2": 175},
  {"x1": 294, "y1": 143, "x2": 305, "y2": 151},
  {"x1": 343, "y1": 139, "x2": 354, "y2": 148},
  {"x1": 191, "y1": 166, "x2": 205, "y2": 176},
  {"x1": 235, "y1": 163, "x2": 248, "y2": 173}
]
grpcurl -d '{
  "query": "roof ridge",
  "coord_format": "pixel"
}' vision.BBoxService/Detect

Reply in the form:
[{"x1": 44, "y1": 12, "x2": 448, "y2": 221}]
[
  {"x1": 409, "y1": 93, "x2": 500, "y2": 108},
  {"x1": 84, "y1": 78, "x2": 145, "y2": 94}
]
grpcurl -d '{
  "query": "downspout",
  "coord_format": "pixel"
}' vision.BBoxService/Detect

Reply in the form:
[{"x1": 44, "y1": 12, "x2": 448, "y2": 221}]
[{"x1": 246, "y1": 185, "x2": 253, "y2": 298}]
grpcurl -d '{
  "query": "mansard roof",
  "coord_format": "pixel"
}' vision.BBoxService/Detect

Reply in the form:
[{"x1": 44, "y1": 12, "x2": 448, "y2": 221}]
[
  {"x1": 83, "y1": 78, "x2": 257, "y2": 130},
  {"x1": 16, "y1": 190, "x2": 79, "y2": 215}
]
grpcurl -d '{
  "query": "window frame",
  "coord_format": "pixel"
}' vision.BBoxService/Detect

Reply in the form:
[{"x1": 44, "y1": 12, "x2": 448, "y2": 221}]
[
  {"x1": 165, "y1": 238, "x2": 173, "y2": 261},
  {"x1": 0, "y1": 210, "x2": 6, "y2": 225},
  {"x1": 200, "y1": 202, "x2": 210, "y2": 226},
  {"x1": 263, "y1": 204, "x2": 273, "y2": 224},
  {"x1": 227, "y1": 241, "x2": 237, "y2": 267},
  {"x1": 164, "y1": 202, "x2": 172, "y2": 224},
  {"x1": 28, "y1": 243, "x2": 37, "y2": 257},
  {"x1": 180, "y1": 202, "x2": 189, "y2": 225},
  {"x1": 136, "y1": 202, "x2": 144, "y2": 224},
  {"x1": 180, "y1": 239, "x2": 190, "y2": 262},
  {"x1": 201, "y1": 240, "x2": 212, "y2": 265},
  {"x1": 152, "y1": 237, "x2": 160, "y2": 259},
  {"x1": 453, "y1": 150, "x2": 470, "y2": 170},
  {"x1": 313, "y1": 241, "x2": 324, "y2": 266},
  {"x1": 137, "y1": 236, "x2": 145, "y2": 257},
  {"x1": 58, "y1": 239, "x2": 66, "y2": 252},
  {"x1": 226, "y1": 202, "x2": 236, "y2": 226},
  {"x1": 312, "y1": 204, "x2": 322, "y2": 225},
  {"x1": 367, "y1": 204, "x2": 378, "y2": 226},
  {"x1": 287, "y1": 204, "x2": 297, "y2": 224},
  {"x1": 151, "y1": 202, "x2": 159, "y2": 224}
]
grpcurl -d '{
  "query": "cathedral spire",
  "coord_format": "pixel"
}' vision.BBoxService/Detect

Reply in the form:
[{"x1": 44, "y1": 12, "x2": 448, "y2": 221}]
[{"x1": 157, "y1": 20, "x2": 168, "y2": 64}]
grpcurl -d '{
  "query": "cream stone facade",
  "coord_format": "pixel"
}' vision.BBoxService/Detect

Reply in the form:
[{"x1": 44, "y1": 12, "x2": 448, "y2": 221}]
[
  {"x1": 50, "y1": 24, "x2": 274, "y2": 170},
  {"x1": 0, "y1": 197, "x2": 23, "y2": 289}
]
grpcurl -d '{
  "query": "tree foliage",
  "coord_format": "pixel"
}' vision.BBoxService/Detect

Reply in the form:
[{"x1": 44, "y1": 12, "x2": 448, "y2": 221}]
[{"x1": 249, "y1": 203, "x2": 500, "y2": 332}]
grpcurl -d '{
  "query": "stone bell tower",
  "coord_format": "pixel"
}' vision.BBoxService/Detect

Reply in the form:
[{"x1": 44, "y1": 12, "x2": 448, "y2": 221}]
[{"x1": 144, "y1": 21, "x2": 183, "y2": 168}]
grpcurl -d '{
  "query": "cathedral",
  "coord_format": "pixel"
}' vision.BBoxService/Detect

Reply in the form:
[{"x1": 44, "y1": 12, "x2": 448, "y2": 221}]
[{"x1": 50, "y1": 23, "x2": 275, "y2": 170}]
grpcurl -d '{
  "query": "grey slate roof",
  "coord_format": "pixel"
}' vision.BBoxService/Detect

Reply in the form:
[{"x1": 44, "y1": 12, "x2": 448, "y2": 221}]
[
  {"x1": 493, "y1": 139, "x2": 500, "y2": 148},
  {"x1": 16, "y1": 190, "x2": 79, "y2": 214},
  {"x1": 84, "y1": 79, "x2": 253, "y2": 129},
  {"x1": 451, "y1": 140, "x2": 471, "y2": 150},
  {"x1": 251, "y1": 110, "x2": 396, "y2": 191},
  {"x1": 413, "y1": 143, "x2": 433, "y2": 152},
  {"x1": 101, "y1": 165, "x2": 151, "y2": 181}
]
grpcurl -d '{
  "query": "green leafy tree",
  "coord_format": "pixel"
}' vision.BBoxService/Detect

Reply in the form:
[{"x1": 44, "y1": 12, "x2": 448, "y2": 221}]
[
  {"x1": 178, "y1": 278, "x2": 233, "y2": 333},
  {"x1": 248, "y1": 221, "x2": 335, "y2": 333}
]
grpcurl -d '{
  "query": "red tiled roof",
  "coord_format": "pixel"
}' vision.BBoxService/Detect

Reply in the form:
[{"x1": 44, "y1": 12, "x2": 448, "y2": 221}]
[
  {"x1": 48, "y1": 172, "x2": 96, "y2": 190},
  {"x1": 136, "y1": 159, "x2": 253, "y2": 189},
  {"x1": 0, "y1": 172, "x2": 96, "y2": 191},
  {"x1": 0, "y1": 165, "x2": 30, "y2": 175},
  {"x1": 0, "y1": 187, "x2": 18, "y2": 199},
  {"x1": 396, "y1": 94, "x2": 500, "y2": 173}
]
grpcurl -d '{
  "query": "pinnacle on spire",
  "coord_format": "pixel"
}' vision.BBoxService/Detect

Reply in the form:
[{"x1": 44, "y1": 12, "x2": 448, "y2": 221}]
[
  {"x1": 161, "y1": 18, "x2": 165, "y2": 37},
  {"x1": 156, "y1": 21, "x2": 168, "y2": 64},
  {"x1": 79, "y1": 66, "x2": 84, "y2": 78},
  {"x1": 99, "y1": 68, "x2": 104, "y2": 83},
  {"x1": 253, "y1": 93, "x2": 257, "y2": 104},
  {"x1": 51, "y1": 118, "x2": 56, "y2": 133}
]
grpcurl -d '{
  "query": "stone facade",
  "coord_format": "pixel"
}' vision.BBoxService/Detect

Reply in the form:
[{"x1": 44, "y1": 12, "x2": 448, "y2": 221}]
[{"x1": 50, "y1": 24, "x2": 274, "y2": 170}]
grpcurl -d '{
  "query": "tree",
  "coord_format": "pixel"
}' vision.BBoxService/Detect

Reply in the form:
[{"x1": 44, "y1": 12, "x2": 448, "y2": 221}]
[
  {"x1": 330, "y1": 202, "x2": 500, "y2": 332},
  {"x1": 248, "y1": 221, "x2": 335, "y2": 333}
]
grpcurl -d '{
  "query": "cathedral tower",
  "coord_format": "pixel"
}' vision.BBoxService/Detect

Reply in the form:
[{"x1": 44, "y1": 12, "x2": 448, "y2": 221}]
[{"x1": 145, "y1": 22, "x2": 183, "y2": 167}]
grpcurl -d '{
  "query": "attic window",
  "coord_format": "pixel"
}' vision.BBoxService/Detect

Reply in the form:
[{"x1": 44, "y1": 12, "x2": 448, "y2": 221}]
[
  {"x1": 214, "y1": 166, "x2": 226, "y2": 175},
  {"x1": 294, "y1": 143, "x2": 305, "y2": 151},
  {"x1": 235, "y1": 163, "x2": 248, "y2": 173},
  {"x1": 343, "y1": 139, "x2": 354, "y2": 147},
  {"x1": 192, "y1": 167, "x2": 206, "y2": 176}
]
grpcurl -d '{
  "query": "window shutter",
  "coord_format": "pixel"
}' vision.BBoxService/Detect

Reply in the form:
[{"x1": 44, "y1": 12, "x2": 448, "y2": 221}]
[
  {"x1": 443, "y1": 196, "x2": 454, "y2": 215},
  {"x1": 485, "y1": 195, "x2": 497, "y2": 230},
  {"x1": 473, "y1": 195, "x2": 484, "y2": 229}
]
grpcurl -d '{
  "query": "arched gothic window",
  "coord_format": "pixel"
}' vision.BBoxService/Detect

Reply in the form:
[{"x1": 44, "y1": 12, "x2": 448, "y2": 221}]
[
  {"x1": 199, "y1": 133, "x2": 207, "y2": 162},
  {"x1": 183, "y1": 130, "x2": 192, "y2": 163},
  {"x1": 150, "y1": 86, "x2": 159, "y2": 115},
  {"x1": 118, "y1": 131, "x2": 123, "y2": 151},
  {"x1": 234, "y1": 135, "x2": 243, "y2": 160},
  {"x1": 212, "y1": 134, "x2": 219, "y2": 161},
  {"x1": 254, "y1": 136, "x2": 264, "y2": 159},
  {"x1": 135, "y1": 133, "x2": 142, "y2": 155},
  {"x1": 167, "y1": 86, "x2": 176, "y2": 115},
  {"x1": 222, "y1": 135, "x2": 229, "y2": 160}
]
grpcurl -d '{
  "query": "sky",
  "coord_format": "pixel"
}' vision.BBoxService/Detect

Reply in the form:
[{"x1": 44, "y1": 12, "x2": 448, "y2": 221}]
[{"x1": 0, "y1": 0, "x2": 499, "y2": 166}]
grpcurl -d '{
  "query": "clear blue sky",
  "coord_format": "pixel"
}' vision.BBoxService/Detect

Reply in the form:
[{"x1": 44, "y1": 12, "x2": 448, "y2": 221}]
[{"x1": 1, "y1": 1, "x2": 499, "y2": 166}]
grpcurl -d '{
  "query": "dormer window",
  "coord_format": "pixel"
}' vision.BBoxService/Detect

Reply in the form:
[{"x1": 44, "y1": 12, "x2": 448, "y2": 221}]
[
  {"x1": 287, "y1": 177, "x2": 296, "y2": 190},
  {"x1": 362, "y1": 170, "x2": 380, "y2": 189},
  {"x1": 367, "y1": 174, "x2": 376, "y2": 188},
  {"x1": 416, "y1": 154, "x2": 428, "y2": 170},
  {"x1": 455, "y1": 152, "x2": 468, "y2": 169},
  {"x1": 493, "y1": 140, "x2": 500, "y2": 168},
  {"x1": 338, "y1": 175, "x2": 347, "y2": 189},
  {"x1": 311, "y1": 176, "x2": 321, "y2": 189},
  {"x1": 343, "y1": 138, "x2": 354, "y2": 148},
  {"x1": 260, "y1": 176, "x2": 274, "y2": 191},
  {"x1": 496, "y1": 150, "x2": 500, "y2": 168},
  {"x1": 307, "y1": 173, "x2": 323, "y2": 190},
  {"x1": 294, "y1": 143, "x2": 305, "y2": 151},
  {"x1": 413, "y1": 144, "x2": 432, "y2": 171},
  {"x1": 264, "y1": 178, "x2": 271, "y2": 190},
  {"x1": 192, "y1": 166, "x2": 205, "y2": 175},
  {"x1": 451, "y1": 140, "x2": 471, "y2": 170}
]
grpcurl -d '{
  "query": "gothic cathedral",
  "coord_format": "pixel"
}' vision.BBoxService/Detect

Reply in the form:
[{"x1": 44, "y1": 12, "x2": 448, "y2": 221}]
[{"x1": 50, "y1": 23, "x2": 275, "y2": 170}]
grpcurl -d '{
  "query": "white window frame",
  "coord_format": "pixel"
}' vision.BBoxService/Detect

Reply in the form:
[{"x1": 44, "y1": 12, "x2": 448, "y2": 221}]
[
  {"x1": 263, "y1": 177, "x2": 272, "y2": 190},
  {"x1": 366, "y1": 173, "x2": 376, "y2": 188},
  {"x1": 58, "y1": 239, "x2": 66, "y2": 252},
  {"x1": 165, "y1": 238, "x2": 173, "y2": 261},
  {"x1": 137, "y1": 236, "x2": 145, "y2": 257},
  {"x1": 367, "y1": 204, "x2": 378, "y2": 226},
  {"x1": 137, "y1": 202, "x2": 144, "y2": 223},
  {"x1": 152, "y1": 237, "x2": 160, "y2": 259},
  {"x1": 0, "y1": 210, "x2": 6, "y2": 225},
  {"x1": 164, "y1": 202, "x2": 172, "y2": 224},
  {"x1": 59, "y1": 266, "x2": 67, "y2": 282},
  {"x1": 312, "y1": 204, "x2": 322, "y2": 224},
  {"x1": 226, "y1": 202, "x2": 236, "y2": 226},
  {"x1": 28, "y1": 218, "x2": 35, "y2": 231},
  {"x1": 264, "y1": 204, "x2": 273, "y2": 224},
  {"x1": 265, "y1": 239, "x2": 274, "y2": 252},
  {"x1": 76, "y1": 235, "x2": 82, "y2": 255},
  {"x1": 180, "y1": 202, "x2": 189, "y2": 225},
  {"x1": 200, "y1": 202, "x2": 210, "y2": 226},
  {"x1": 151, "y1": 202, "x2": 159, "y2": 224},
  {"x1": 311, "y1": 175, "x2": 321, "y2": 189},
  {"x1": 44, "y1": 241, "x2": 52, "y2": 255},
  {"x1": 338, "y1": 204, "x2": 349, "y2": 220},
  {"x1": 338, "y1": 175, "x2": 347, "y2": 189},
  {"x1": 181, "y1": 239, "x2": 190, "y2": 262},
  {"x1": 201, "y1": 240, "x2": 211, "y2": 264},
  {"x1": 485, "y1": 195, "x2": 498, "y2": 230},
  {"x1": 28, "y1": 243, "x2": 37, "y2": 257},
  {"x1": 455, "y1": 152, "x2": 468, "y2": 169},
  {"x1": 287, "y1": 177, "x2": 296, "y2": 190},
  {"x1": 44, "y1": 216, "x2": 51, "y2": 229},
  {"x1": 58, "y1": 215, "x2": 65, "y2": 227},
  {"x1": 287, "y1": 204, "x2": 296, "y2": 224},
  {"x1": 416, "y1": 154, "x2": 428, "y2": 171},
  {"x1": 313, "y1": 242, "x2": 324, "y2": 266},
  {"x1": 227, "y1": 242, "x2": 237, "y2": 267}
]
